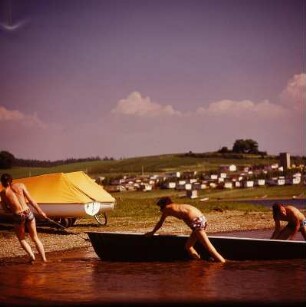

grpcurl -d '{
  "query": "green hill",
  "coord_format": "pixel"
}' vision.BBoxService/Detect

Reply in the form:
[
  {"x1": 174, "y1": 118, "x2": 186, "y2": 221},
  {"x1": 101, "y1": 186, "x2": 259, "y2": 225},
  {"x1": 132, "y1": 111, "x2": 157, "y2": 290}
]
[{"x1": 4, "y1": 152, "x2": 284, "y2": 180}]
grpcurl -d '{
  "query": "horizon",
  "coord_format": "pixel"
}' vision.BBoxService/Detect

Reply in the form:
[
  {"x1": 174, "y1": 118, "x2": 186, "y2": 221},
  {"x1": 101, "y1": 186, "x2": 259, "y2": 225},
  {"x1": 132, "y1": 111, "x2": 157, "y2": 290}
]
[
  {"x1": 0, "y1": 0, "x2": 304, "y2": 160},
  {"x1": 10, "y1": 150, "x2": 306, "y2": 163}
]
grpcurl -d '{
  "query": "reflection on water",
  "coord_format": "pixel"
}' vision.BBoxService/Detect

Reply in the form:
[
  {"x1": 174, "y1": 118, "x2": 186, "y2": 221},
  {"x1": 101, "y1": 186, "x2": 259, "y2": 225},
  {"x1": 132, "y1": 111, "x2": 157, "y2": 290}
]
[{"x1": 0, "y1": 247, "x2": 305, "y2": 305}]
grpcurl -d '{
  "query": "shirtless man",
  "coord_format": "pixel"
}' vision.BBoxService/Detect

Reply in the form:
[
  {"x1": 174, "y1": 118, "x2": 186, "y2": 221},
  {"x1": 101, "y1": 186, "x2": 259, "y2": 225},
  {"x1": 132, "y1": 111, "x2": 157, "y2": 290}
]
[
  {"x1": 145, "y1": 196, "x2": 226, "y2": 263},
  {"x1": 271, "y1": 203, "x2": 306, "y2": 241},
  {"x1": 0, "y1": 173, "x2": 47, "y2": 262}
]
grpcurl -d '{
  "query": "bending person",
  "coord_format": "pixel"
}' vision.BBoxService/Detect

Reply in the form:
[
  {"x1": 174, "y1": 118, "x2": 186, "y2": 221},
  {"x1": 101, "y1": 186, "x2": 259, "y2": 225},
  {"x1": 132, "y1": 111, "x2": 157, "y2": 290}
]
[
  {"x1": 145, "y1": 196, "x2": 226, "y2": 263},
  {"x1": 0, "y1": 173, "x2": 47, "y2": 263},
  {"x1": 271, "y1": 203, "x2": 306, "y2": 241}
]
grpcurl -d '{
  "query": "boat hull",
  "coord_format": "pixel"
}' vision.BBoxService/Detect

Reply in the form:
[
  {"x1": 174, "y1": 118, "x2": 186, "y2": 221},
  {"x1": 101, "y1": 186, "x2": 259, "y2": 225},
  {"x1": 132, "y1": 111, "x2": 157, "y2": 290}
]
[
  {"x1": 0, "y1": 202, "x2": 114, "y2": 219},
  {"x1": 87, "y1": 231, "x2": 306, "y2": 262}
]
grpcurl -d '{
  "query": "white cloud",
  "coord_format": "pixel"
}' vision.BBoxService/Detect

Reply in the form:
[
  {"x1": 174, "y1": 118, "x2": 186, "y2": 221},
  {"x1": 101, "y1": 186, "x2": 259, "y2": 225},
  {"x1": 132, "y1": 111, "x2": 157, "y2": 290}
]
[
  {"x1": 0, "y1": 106, "x2": 25, "y2": 121},
  {"x1": 111, "y1": 91, "x2": 181, "y2": 117},
  {"x1": 196, "y1": 99, "x2": 286, "y2": 118},
  {"x1": 195, "y1": 74, "x2": 305, "y2": 119},
  {"x1": 113, "y1": 73, "x2": 301, "y2": 121},
  {"x1": 279, "y1": 73, "x2": 305, "y2": 111},
  {"x1": 0, "y1": 106, "x2": 46, "y2": 128}
]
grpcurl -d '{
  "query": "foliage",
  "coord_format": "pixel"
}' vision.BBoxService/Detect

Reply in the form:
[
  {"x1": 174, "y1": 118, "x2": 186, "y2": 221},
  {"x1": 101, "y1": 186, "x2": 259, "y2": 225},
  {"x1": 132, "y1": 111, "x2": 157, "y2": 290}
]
[
  {"x1": 15, "y1": 156, "x2": 105, "y2": 168},
  {"x1": 0, "y1": 151, "x2": 15, "y2": 169},
  {"x1": 232, "y1": 139, "x2": 259, "y2": 154}
]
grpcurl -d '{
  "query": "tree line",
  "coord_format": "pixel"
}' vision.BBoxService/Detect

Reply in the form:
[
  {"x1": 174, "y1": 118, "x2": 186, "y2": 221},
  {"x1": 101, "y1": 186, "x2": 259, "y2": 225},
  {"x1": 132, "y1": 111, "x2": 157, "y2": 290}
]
[
  {"x1": 0, "y1": 151, "x2": 114, "y2": 169},
  {"x1": 183, "y1": 139, "x2": 267, "y2": 158},
  {"x1": 1, "y1": 138, "x2": 305, "y2": 170},
  {"x1": 218, "y1": 139, "x2": 266, "y2": 155}
]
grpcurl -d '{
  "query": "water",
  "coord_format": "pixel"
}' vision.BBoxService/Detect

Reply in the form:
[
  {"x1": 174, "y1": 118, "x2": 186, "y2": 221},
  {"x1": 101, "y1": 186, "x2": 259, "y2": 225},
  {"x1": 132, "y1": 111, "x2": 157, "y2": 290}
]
[
  {"x1": 0, "y1": 246, "x2": 305, "y2": 306},
  {"x1": 242, "y1": 198, "x2": 305, "y2": 209}
]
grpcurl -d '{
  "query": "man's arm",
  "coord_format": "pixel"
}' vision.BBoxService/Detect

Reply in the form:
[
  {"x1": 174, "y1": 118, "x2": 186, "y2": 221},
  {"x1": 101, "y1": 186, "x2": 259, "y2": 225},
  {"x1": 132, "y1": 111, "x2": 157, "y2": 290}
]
[
  {"x1": 22, "y1": 184, "x2": 47, "y2": 218},
  {"x1": 0, "y1": 194, "x2": 11, "y2": 213},
  {"x1": 270, "y1": 218, "x2": 281, "y2": 239},
  {"x1": 145, "y1": 214, "x2": 167, "y2": 236}
]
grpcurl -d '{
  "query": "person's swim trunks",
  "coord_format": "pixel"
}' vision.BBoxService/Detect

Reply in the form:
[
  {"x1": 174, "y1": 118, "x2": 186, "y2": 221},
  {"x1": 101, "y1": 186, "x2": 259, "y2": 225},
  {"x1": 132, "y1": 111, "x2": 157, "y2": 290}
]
[
  {"x1": 189, "y1": 216, "x2": 207, "y2": 230},
  {"x1": 13, "y1": 209, "x2": 35, "y2": 225}
]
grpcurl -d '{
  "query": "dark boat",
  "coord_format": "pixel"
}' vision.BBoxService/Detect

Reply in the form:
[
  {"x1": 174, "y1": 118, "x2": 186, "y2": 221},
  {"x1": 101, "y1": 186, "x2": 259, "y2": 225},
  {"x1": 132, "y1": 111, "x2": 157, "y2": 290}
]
[{"x1": 87, "y1": 231, "x2": 306, "y2": 262}]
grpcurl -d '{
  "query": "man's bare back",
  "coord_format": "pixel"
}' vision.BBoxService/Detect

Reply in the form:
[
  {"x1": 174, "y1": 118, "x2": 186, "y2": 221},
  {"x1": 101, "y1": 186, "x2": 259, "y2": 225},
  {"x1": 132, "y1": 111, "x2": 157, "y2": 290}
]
[
  {"x1": 162, "y1": 203, "x2": 204, "y2": 223},
  {"x1": 271, "y1": 203, "x2": 306, "y2": 241},
  {"x1": 279, "y1": 205, "x2": 305, "y2": 223},
  {"x1": 1, "y1": 183, "x2": 30, "y2": 214}
]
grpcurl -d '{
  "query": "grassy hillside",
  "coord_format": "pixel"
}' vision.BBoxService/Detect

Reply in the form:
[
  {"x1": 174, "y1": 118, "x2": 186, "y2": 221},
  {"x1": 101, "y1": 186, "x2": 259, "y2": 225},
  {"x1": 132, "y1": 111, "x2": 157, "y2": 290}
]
[{"x1": 5, "y1": 153, "x2": 281, "y2": 180}]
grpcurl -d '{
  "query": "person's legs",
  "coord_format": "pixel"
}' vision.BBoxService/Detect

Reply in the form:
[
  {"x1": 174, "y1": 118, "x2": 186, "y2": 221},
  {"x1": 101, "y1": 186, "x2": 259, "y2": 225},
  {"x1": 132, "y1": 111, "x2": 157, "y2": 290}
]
[
  {"x1": 299, "y1": 226, "x2": 306, "y2": 241},
  {"x1": 27, "y1": 219, "x2": 47, "y2": 262},
  {"x1": 15, "y1": 223, "x2": 36, "y2": 262},
  {"x1": 185, "y1": 231, "x2": 201, "y2": 259},
  {"x1": 196, "y1": 230, "x2": 226, "y2": 263}
]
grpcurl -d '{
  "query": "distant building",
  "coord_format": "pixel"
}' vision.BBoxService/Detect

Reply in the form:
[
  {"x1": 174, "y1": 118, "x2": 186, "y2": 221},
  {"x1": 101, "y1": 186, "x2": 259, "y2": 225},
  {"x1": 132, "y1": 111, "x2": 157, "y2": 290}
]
[
  {"x1": 224, "y1": 182, "x2": 233, "y2": 189},
  {"x1": 280, "y1": 152, "x2": 291, "y2": 170},
  {"x1": 243, "y1": 180, "x2": 254, "y2": 188},
  {"x1": 256, "y1": 179, "x2": 266, "y2": 186},
  {"x1": 186, "y1": 190, "x2": 198, "y2": 199},
  {"x1": 220, "y1": 164, "x2": 237, "y2": 172},
  {"x1": 166, "y1": 182, "x2": 176, "y2": 189}
]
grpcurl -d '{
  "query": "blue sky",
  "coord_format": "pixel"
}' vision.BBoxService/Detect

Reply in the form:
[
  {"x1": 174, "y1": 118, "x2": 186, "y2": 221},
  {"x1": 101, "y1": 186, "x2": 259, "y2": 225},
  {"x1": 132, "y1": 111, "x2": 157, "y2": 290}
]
[{"x1": 0, "y1": 0, "x2": 305, "y2": 160}]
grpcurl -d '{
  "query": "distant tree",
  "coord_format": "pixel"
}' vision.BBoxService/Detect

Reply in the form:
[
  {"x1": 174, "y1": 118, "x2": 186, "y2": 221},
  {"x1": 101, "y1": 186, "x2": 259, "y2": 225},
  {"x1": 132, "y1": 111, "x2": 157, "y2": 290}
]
[
  {"x1": 246, "y1": 139, "x2": 259, "y2": 153},
  {"x1": 0, "y1": 151, "x2": 15, "y2": 169},
  {"x1": 232, "y1": 139, "x2": 259, "y2": 154},
  {"x1": 218, "y1": 146, "x2": 230, "y2": 153}
]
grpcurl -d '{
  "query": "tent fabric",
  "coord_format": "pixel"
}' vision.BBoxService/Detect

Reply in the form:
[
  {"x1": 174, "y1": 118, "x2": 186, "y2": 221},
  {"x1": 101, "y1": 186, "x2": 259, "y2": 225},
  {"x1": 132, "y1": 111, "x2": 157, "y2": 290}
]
[
  {"x1": 65, "y1": 171, "x2": 114, "y2": 203},
  {"x1": 1, "y1": 171, "x2": 115, "y2": 205}
]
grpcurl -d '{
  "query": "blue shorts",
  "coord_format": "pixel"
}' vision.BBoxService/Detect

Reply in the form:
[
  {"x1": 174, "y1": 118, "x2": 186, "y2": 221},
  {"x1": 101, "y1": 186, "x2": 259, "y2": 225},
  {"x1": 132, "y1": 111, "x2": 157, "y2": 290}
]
[{"x1": 13, "y1": 209, "x2": 35, "y2": 225}]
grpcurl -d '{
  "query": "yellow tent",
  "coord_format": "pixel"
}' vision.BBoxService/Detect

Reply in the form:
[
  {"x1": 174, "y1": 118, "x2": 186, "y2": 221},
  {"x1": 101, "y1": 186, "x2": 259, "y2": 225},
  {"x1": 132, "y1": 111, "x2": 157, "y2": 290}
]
[
  {"x1": 0, "y1": 171, "x2": 115, "y2": 221},
  {"x1": 11, "y1": 171, "x2": 115, "y2": 204}
]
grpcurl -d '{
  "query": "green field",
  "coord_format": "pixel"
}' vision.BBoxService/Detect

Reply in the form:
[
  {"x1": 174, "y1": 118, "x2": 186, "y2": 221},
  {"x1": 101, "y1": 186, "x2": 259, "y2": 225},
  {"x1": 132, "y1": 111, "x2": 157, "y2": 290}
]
[
  {"x1": 107, "y1": 185, "x2": 304, "y2": 218},
  {"x1": 4, "y1": 153, "x2": 283, "y2": 179}
]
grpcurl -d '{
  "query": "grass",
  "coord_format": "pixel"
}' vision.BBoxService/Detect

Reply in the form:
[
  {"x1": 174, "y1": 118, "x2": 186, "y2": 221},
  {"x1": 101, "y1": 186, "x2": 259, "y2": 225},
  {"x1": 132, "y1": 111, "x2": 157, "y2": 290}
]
[
  {"x1": 6, "y1": 153, "x2": 284, "y2": 179},
  {"x1": 100, "y1": 183, "x2": 305, "y2": 222}
]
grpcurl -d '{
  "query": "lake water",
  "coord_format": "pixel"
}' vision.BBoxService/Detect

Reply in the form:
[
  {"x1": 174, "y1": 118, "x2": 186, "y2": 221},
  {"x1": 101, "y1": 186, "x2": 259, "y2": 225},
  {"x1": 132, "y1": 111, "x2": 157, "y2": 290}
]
[
  {"x1": 242, "y1": 198, "x2": 305, "y2": 209},
  {"x1": 0, "y1": 198, "x2": 305, "y2": 306},
  {"x1": 0, "y1": 239, "x2": 305, "y2": 306}
]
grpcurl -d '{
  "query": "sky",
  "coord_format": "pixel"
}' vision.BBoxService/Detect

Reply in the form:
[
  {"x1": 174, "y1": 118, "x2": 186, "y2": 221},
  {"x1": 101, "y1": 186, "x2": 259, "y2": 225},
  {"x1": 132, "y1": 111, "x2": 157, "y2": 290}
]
[{"x1": 0, "y1": 0, "x2": 305, "y2": 161}]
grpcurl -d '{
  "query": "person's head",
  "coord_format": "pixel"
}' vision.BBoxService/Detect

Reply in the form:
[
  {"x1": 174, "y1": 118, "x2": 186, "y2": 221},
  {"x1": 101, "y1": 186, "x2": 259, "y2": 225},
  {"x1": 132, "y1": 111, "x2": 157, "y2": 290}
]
[
  {"x1": 272, "y1": 203, "x2": 285, "y2": 217},
  {"x1": 1, "y1": 173, "x2": 13, "y2": 188},
  {"x1": 156, "y1": 196, "x2": 172, "y2": 210}
]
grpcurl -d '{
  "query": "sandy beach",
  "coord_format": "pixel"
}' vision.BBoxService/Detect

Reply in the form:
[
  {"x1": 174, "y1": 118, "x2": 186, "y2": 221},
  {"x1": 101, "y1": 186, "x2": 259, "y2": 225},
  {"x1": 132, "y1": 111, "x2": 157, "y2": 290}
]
[{"x1": 0, "y1": 210, "x2": 281, "y2": 263}]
